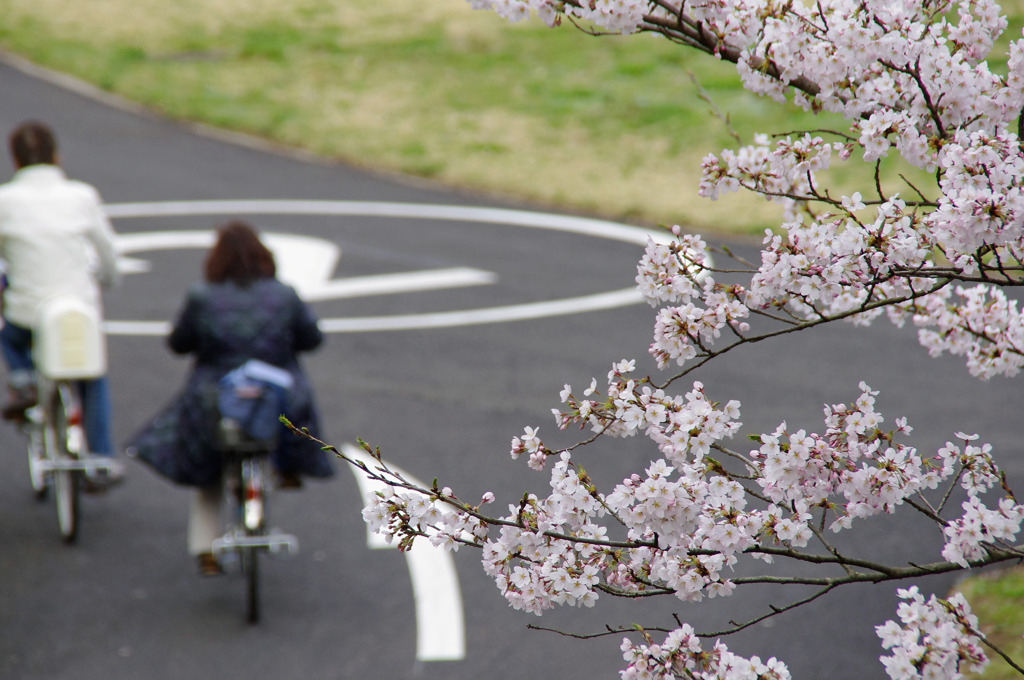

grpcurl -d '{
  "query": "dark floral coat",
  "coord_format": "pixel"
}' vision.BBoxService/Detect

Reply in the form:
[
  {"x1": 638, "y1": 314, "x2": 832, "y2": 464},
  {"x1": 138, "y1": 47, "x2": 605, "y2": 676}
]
[{"x1": 126, "y1": 278, "x2": 334, "y2": 487}]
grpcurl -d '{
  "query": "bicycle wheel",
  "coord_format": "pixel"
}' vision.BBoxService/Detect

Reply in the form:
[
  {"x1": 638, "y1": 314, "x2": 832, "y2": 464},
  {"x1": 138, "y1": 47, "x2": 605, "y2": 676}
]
[
  {"x1": 241, "y1": 456, "x2": 266, "y2": 623},
  {"x1": 243, "y1": 544, "x2": 260, "y2": 623},
  {"x1": 47, "y1": 383, "x2": 80, "y2": 544},
  {"x1": 26, "y1": 414, "x2": 49, "y2": 501}
]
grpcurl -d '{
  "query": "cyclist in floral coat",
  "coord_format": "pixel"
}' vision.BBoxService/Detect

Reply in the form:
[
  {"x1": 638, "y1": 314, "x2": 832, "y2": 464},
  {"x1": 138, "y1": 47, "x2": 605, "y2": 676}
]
[{"x1": 126, "y1": 220, "x2": 333, "y2": 573}]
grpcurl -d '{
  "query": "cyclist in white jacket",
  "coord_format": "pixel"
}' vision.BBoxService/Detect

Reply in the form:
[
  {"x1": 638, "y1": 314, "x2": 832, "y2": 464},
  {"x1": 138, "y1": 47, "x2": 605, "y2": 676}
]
[{"x1": 0, "y1": 121, "x2": 121, "y2": 481}]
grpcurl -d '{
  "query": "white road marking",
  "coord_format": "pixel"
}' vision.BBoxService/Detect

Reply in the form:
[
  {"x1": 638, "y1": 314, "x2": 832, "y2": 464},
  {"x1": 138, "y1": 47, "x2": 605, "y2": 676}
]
[
  {"x1": 301, "y1": 267, "x2": 497, "y2": 302},
  {"x1": 341, "y1": 443, "x2": 465, "y2": 662},
  {"x1": 102, "y1": 320, "x2": 170, "y2": 336},
  {"x1": 105, "y1": 200, "x2": 668, "y2": 246},
  {"x1": 102, "y1": 287, "x2": 641, "y2": 336},
  {"x1": 318, "y1": 288, "x2": 643, "y2": 332},
  {"x1": 113, "y1": 228, "x2": 498, "y2": 304},
  {"x1": 117, "y1": 256, "x2": 152, "y2": 274},
  {"x1": 105, "y1": 200, "x2": 661, "y2": 334}
]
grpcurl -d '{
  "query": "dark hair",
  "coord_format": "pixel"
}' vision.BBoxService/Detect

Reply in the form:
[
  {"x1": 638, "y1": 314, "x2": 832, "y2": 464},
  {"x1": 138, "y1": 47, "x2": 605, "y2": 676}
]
[
  {"x1": 9, "y1": 121, "x2": 57, "y2": 168},
  {"x1": 204, "y1": 220, "x2": 276, "y2": 286}
]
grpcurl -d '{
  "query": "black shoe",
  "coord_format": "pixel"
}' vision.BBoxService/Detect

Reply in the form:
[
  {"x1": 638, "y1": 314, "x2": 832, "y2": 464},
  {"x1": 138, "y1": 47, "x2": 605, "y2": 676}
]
[{"x1": 197, "y1": 552, "x2": 223, "y2": 576}]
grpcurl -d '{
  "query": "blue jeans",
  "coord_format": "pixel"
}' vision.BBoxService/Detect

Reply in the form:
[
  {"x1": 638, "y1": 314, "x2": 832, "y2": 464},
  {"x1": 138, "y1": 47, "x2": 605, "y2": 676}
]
[{"x1": 0, "y1": 320, "x2": 114, "y2": 456}]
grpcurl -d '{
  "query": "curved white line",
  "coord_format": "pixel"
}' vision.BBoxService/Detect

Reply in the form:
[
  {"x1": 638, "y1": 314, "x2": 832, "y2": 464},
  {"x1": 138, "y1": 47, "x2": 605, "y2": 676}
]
[
  {"x1": 106, "y1": 200, "x2": 669, "y2": 246},
  {"x1": 342, "y1": 443, "x2": 465, "y2": 661},
  {"x1": 318, "y1": 288, "x2": 643, "y2": 332},
  {"x1": 102, "y1": 288, "x2": 643, "y2": 336}
]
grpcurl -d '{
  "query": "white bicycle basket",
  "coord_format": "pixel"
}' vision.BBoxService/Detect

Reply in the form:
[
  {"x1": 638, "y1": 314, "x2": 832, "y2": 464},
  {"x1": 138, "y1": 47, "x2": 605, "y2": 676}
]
[{"x1": 32, "y1": 296, "x2": 106, "y2": 379}]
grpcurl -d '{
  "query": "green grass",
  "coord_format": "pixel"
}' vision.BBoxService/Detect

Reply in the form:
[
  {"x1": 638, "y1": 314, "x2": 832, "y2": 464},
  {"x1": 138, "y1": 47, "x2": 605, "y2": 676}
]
[
  {"x1": 954, "y1": 567, "x2": 1024, "y2": 680},
  {"x1": 0, "y1": 0, "x2": 1019, "y2": 236}
]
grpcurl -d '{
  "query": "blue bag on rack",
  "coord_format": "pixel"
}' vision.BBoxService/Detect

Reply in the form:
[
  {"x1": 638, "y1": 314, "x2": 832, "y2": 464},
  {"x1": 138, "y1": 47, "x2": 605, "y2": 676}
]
[{"x1": 217, "y1": 359, "x2": 294, "y2": 442}]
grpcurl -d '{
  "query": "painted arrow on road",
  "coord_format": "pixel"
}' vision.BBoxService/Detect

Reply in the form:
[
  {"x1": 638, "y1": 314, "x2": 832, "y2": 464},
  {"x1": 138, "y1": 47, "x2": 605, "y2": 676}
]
[
  {"x1": 102, "y1": 200, "x2": 674, "y2": 336},
  {"x1": 108, "y1": 230, "x2": 496, "y2": 336}
]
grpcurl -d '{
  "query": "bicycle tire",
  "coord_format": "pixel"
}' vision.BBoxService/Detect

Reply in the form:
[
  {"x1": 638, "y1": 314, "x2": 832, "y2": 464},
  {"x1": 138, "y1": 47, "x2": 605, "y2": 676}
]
[
  {"x1": 48, "y1": 384, "x2": 79, "y2": 544},
  {"x1": 241, "y1": 455, "x2": 265, "y2": 624},
  {"x1": 27, "y1": 422, "x2": 49, "y2": 502},
  {"x1": 243, "y1": 544, "x2": 260, "y2": 623}
]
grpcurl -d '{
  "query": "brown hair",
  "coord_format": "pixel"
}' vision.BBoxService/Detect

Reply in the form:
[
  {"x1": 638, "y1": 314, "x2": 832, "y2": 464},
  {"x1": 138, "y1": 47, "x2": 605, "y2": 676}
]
[
  {"x1": 204, "y1": 220, "x2": 276, "y2": 286},
  {"x1": 9, "y1": 121, "x2": 57, "y2": 168}
]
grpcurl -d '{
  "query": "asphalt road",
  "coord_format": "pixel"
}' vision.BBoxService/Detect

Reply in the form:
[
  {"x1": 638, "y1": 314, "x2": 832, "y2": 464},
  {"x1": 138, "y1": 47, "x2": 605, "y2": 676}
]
[{"x1": 0, "y1": 56, "x2": 1020, "y2": 680}]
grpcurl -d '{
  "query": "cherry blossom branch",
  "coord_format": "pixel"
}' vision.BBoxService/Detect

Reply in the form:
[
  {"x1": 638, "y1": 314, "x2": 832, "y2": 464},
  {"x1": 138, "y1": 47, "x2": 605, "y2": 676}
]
[
  {"x1": 709, "y1": 583, "x2": 841, "y2": 637},
  {"x1": 880, "y1": 56, "x2": 947, "y2": 138},
  {"x1": 527, "y1": 584, "x2": 839, "y2": 639},
  {"x1": 532, "y1": 562, "x2": 1021, "y2": 646},
  {"x1": 321, "y1": 2, "x2": 1024, "y2": 675},
  {"x1": 640, "y1": 9, "x2": 825, "y2": 99},
  {"x1": 737, "y1": 548, "x2": 1024, "y2": 583},
  {"x1": 649, "y1": 277, "x2": 954, "y2": 391},
  {"x1": 324, "y1": 432, "x2": 1024, "y2": 587},
  {"x1": 291, "y1": 422, "x2": 1023, "y2": 591},
  {"x1": 804, "y1": 520, "x2": 857, "y2": 577},
  {"x1": 945, "y1": 597, "x2": 1024, "y2": 675},
  {"x1": 687, "y1": 69, "x2": 742, "y2": 145},
  {"x1": 292, "y1": 428, "x2": 667, "y2": 551}
]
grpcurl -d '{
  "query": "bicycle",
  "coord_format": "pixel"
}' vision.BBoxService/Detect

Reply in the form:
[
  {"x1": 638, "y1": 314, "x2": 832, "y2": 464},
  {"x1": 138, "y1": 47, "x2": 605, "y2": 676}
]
[
  {"x1": 22, "y1": 295, "x2": 119, "y2": 543},
  {"x1": 210, "y1": 416, "x2": 298, "y2": 624}
]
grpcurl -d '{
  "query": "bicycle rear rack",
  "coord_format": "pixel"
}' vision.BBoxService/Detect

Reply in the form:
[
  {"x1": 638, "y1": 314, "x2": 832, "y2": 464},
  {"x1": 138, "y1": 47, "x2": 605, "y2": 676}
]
[
  {"x1": 31, "y1": 454, "x2": 121, "y2": 475},
  {"x1": 212, "y1": 530, "x2": 299, "y2": 558}
]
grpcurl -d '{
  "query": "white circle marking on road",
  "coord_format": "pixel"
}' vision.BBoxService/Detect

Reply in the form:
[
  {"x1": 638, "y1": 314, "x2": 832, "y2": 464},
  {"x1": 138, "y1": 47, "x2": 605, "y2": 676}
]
[
  {"x1": 103, "y1": 200, "x2": 668, "y2": 661},
  {"x1": 104, "y1": 200, "x2": 665, "y2": 335}
]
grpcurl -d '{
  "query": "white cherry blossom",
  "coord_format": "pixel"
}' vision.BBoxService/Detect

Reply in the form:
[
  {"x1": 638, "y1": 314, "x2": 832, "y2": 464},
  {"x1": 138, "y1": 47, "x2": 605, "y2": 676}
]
[{"x1": 349, "y1": 1, "x2": 1024, "y2": 677}]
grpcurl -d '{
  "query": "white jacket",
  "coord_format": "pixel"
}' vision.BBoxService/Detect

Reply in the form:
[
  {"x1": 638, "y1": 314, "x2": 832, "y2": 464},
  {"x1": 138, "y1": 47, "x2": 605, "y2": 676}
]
[{"x1": 0, "y1": 164, "x2": 119, "y2": 329}]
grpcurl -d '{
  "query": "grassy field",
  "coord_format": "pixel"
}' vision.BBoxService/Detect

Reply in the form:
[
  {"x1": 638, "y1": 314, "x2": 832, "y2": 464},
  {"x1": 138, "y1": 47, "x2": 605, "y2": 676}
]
[
  {"x1": 0, "y1": 0, "x2": 1019, "y2": 234},
  {"x1": 0, "y1": 0, "x2": 980, "y2": 235}
]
